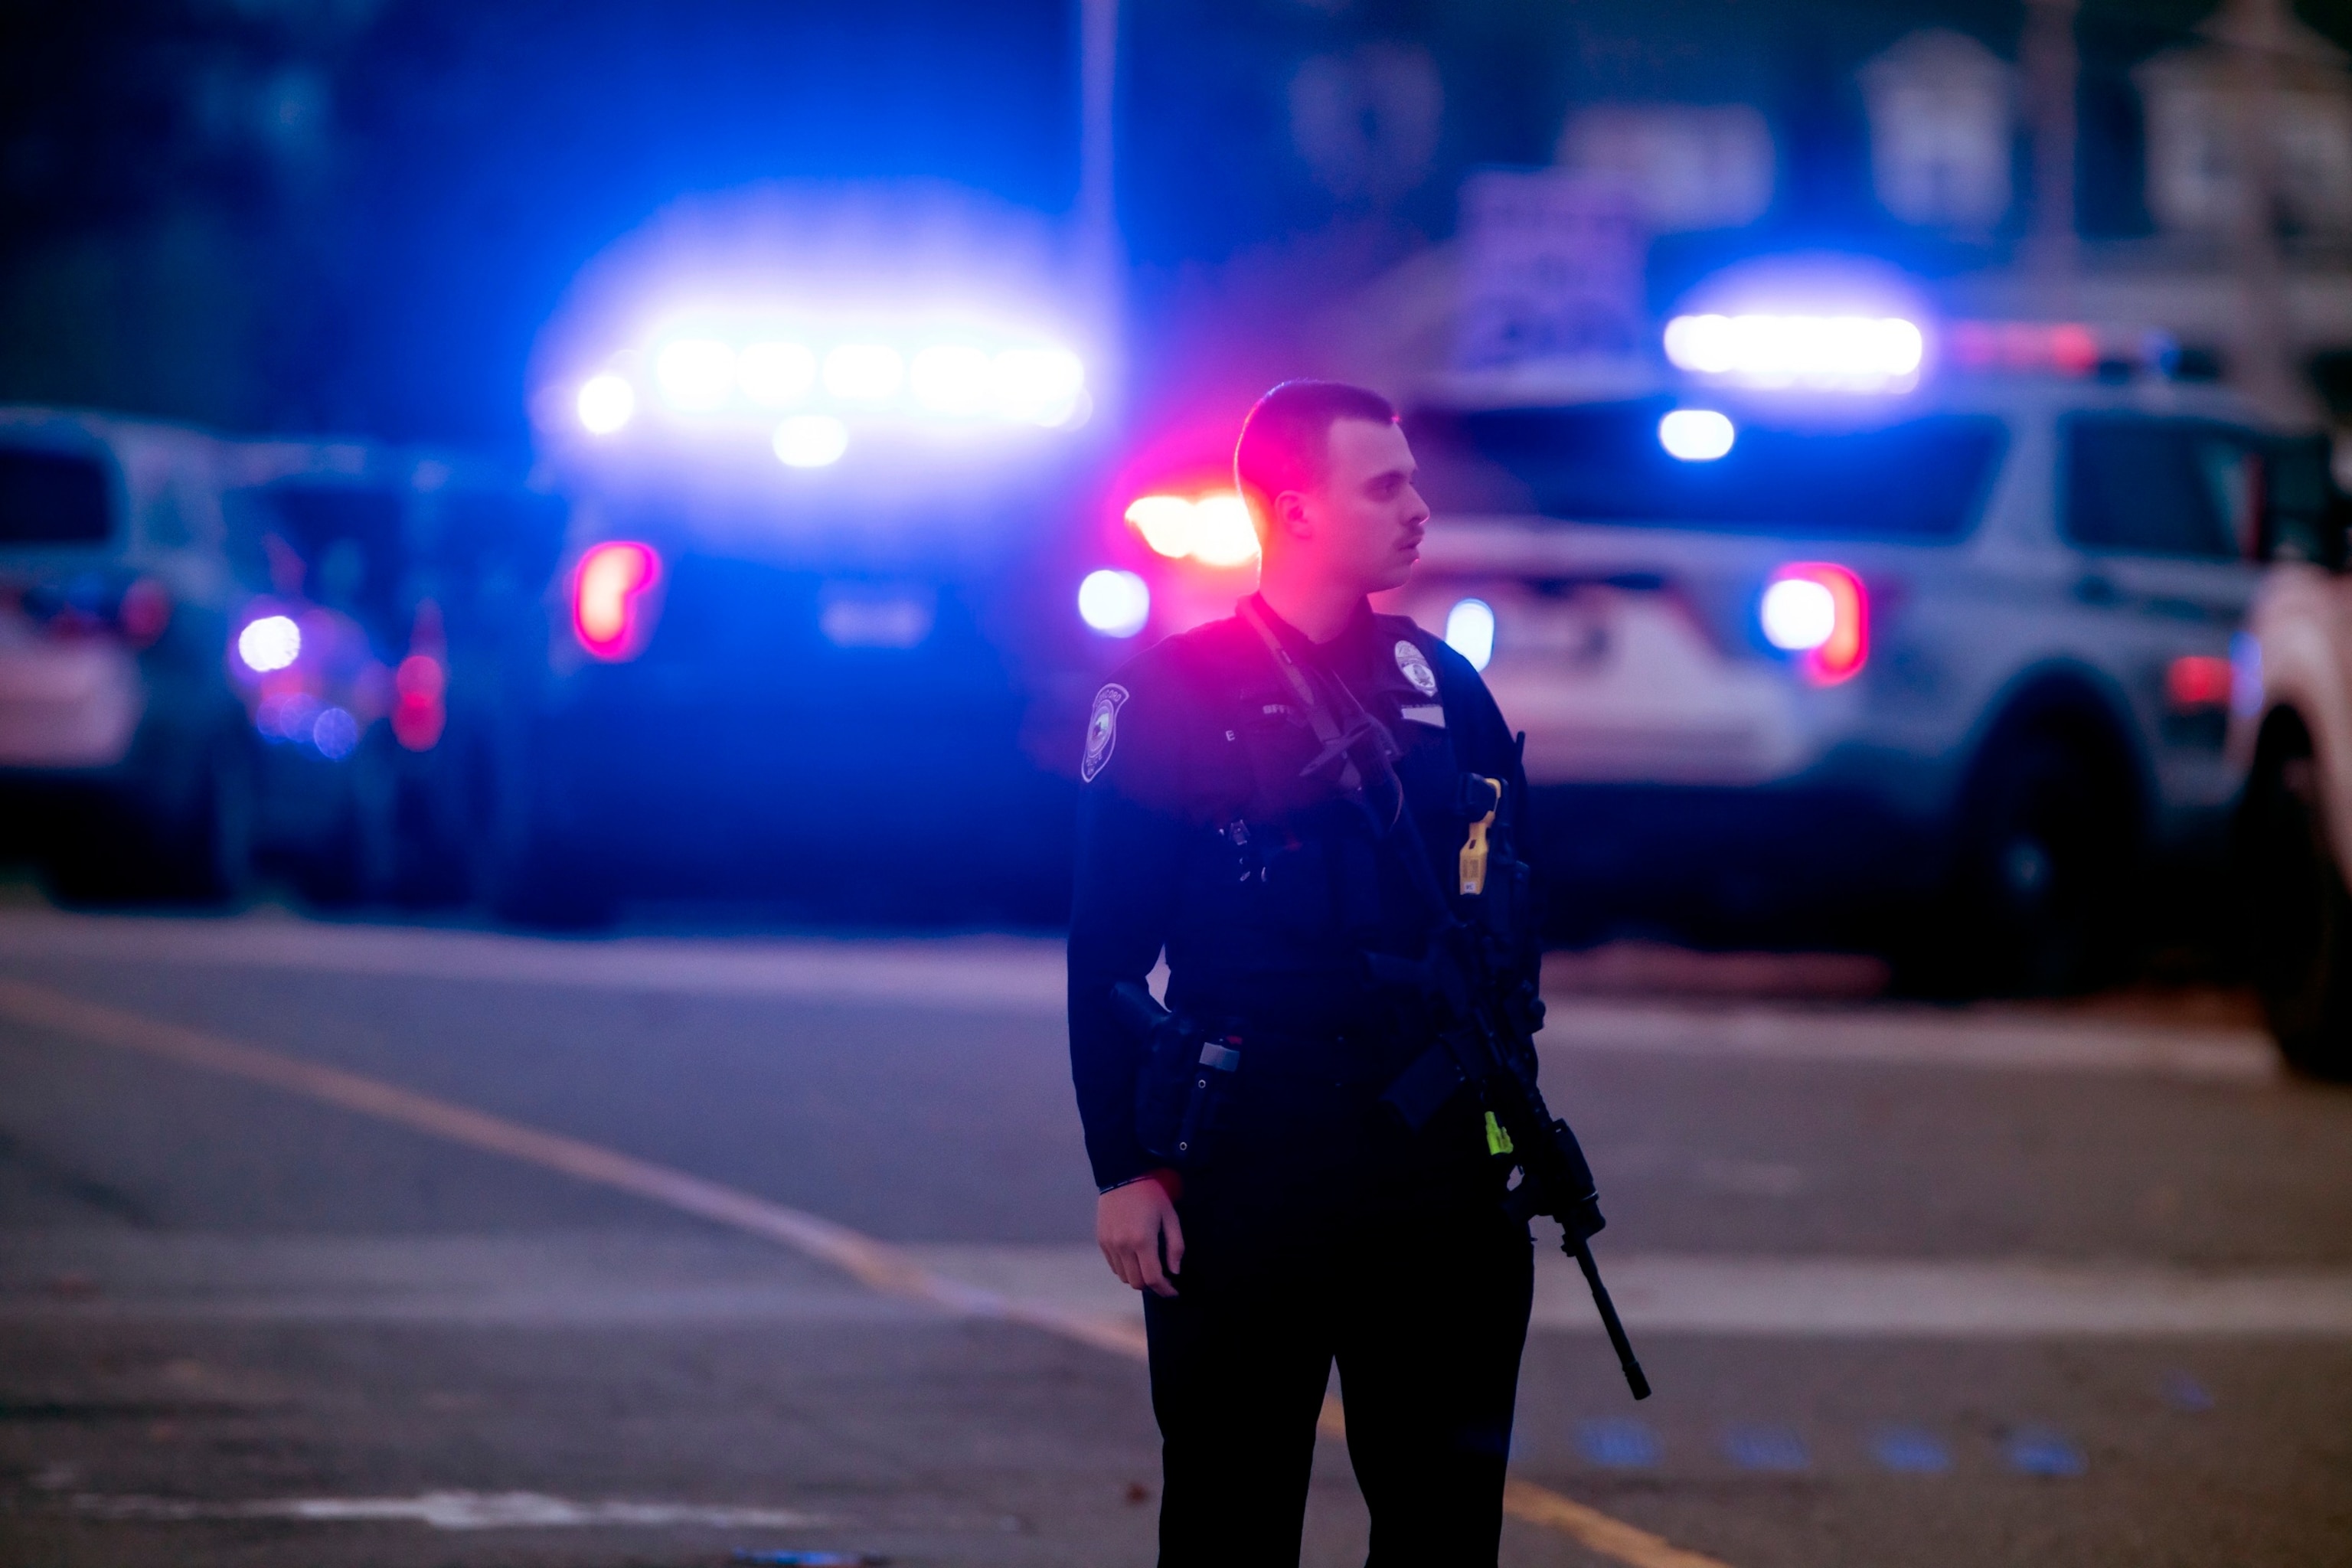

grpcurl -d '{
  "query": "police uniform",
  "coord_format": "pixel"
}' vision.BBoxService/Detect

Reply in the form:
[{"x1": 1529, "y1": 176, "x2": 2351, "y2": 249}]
[{"x1": 1068, "y1": 592, "x2": 1540, "y2": 1566}]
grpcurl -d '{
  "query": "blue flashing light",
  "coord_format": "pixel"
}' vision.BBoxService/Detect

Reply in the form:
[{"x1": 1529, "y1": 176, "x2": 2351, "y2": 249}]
[{"x1": 312, "y1": 706, "x2": 359, "y2": 760}]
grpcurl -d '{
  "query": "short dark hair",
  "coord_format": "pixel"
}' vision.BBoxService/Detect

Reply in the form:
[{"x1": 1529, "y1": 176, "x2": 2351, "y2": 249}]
[{"x1": 1233, "y1": 380, "x2": 1398, "y2": 530}]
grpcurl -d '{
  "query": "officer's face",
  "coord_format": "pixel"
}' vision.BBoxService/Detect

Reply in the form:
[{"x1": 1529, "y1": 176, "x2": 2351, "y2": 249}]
[{"x1": 1298, "y1": 418, "x2": 1431, "y2": 595}]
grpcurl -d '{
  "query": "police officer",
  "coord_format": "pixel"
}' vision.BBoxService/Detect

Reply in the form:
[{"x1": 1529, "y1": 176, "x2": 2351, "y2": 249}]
[{"x1": 1069, "y1": 381, "x2": 1540, "y2": 1564}]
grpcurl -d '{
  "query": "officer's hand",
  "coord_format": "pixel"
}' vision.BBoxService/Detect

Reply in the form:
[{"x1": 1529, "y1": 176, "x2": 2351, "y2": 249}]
[{"x1": 1097, "y1": 1177, "x2": 1184, "y2": 1297}]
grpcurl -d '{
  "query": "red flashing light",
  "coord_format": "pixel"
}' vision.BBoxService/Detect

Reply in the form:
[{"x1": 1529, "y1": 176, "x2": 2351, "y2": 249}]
[
  {"x1": 392, "y1": 655, "x2": 446, "y2": 750},
  {"x1": 1949, "y1": 320, "x2": 2099, "y2": 378},
  {"x1": 2166, "y1": 654, "x2": 2233, "y2": 712},
  {"x1": 572, "y1": 541, "x2": 662, "y2": 661}
]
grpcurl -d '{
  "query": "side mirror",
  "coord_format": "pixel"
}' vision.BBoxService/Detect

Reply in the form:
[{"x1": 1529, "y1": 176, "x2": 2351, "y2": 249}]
[{"x1": 2259, "y1": 434, "x2": 2348, "y2": 570}]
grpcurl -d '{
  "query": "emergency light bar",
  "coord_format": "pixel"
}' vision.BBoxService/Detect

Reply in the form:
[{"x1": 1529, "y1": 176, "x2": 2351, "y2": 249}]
[
  {"x1": 1664, "y1": 313, "x2": 1924, "y2": 393},
  {"x1": 1124, "y1": 491, "x2": 1259, "y2": 568},
  {"x1": 576, "y1": 328, "x2": 1087, "y2": 448}
]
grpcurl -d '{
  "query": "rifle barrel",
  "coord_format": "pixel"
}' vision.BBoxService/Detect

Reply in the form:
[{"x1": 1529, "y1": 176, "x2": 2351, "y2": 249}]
[{"x1": 1571, "y1": 1236, "x2": 1651, "y2": 1400}]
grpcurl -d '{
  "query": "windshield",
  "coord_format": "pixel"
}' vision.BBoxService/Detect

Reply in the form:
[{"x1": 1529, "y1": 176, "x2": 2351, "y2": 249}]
[
  {"x1": 0, "y1": 448, "x2": 113, "y2": 545},
  {"x1": 1408, "y1": 400, "x2": 2008, "y2": 541}
]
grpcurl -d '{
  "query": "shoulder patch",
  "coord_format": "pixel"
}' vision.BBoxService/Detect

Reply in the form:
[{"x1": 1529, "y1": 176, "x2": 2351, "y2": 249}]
[
  {"x1": 1394, "y1": 639, "x2": 1439, "y2": 697},
  {"x1": 1080, "y1": 683, "x2": 1130, "y2": 782}
]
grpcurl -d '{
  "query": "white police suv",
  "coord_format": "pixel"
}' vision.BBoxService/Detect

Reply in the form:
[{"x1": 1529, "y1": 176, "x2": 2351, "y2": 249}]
[{"x1": 1385, "y1": 314, "x2": 2332, "y2": 990}]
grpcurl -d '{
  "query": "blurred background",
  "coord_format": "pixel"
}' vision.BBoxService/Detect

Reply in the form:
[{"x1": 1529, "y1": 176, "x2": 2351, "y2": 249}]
[
  {"x1": 5, "y1": 4, "x2": 2352, "y2": 1566},
  {"x1": 9, "y1": 0, "x2": 2352, "y2": 976}
]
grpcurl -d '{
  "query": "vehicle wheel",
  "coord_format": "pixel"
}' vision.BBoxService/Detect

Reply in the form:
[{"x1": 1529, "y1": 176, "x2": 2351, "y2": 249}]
[
  {"x1": 385, "y1": 733, "x2": 482, "y2": 910},
  {"x1": 475, "y1": 730, "x2": 616, "y2": 929},
  {"x1": 2241, "y1": 727, "x2": 2352, "y2": 1078},
  {"x1": 160, "y1": 733, "x2": 258, "y2": 904},
  {"x1": 1936, "y1": 717, "x2": 2138, "y2": 995},
  {"x1": 44, "y1": 734, "x2": 253, "y2": 907},
  {"x1": 293, "y1": 744, "x2": 397, "y2": 909}
]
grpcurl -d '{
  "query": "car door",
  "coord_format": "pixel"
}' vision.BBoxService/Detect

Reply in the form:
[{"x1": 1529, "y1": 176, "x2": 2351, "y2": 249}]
[{"x1": 2059, "y1": 413, "x2": 2269, "y2": 759}]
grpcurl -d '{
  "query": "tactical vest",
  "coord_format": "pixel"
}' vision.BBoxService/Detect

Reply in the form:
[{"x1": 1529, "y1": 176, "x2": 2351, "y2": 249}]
[{"x1": 1158, "y1": 617, "x2": 1534, "y2": 1034}]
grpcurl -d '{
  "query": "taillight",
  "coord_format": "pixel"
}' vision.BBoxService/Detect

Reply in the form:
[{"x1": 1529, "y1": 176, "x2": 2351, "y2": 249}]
[
  {"x1": 119, "y1": 577, "x2": 172, "y2": 647},
  {"x1": 572, "y1": 541, "x2": 662, "y2": 661},
  {"x1": 393, "y1": 655, "x2": 446, "y2": 750},
  {"x1": 2165, "y1": 654, "x2": 2233, "y2": 713},
  {"x1": 1759, "y1": 563, "x2": 1868, "y2": 684}
]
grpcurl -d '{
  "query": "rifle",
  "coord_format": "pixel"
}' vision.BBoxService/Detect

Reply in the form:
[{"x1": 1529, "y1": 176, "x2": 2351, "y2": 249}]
[{"x1": 1238, "y1": 601, "x2": 1651, "y2": 1400}]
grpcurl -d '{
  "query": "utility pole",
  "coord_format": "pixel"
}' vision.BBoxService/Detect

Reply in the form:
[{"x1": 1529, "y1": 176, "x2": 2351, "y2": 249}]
[
  {"x1": 1076, "y1": 0, "x2": 1124, "y2": 420},
  {"x1": 2215, "y1": 0, "x2": 2308, "y2": 417},
  {"x1": 2021, "y1": 0, "x2": 2079, "y2": 301}
]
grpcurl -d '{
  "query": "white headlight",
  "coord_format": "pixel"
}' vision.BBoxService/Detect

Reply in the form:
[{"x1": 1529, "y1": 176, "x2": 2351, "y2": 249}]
[
  {"x1": 1443, "y1": 599, "x2": 1495, "y2": 671},
  {"x1": 1658, "y1": 409, "x2": 1735, "y2": 462},
  {"x1": 1078, "y1": 569, "x2": 1149, "y2": 637}
]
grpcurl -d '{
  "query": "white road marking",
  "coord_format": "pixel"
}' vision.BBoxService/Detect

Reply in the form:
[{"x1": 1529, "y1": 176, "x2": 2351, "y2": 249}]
[
  {"x1": 902, "y1": 1244, "x2": 2352, "y2": 1340},
  {"x1": 1546, "y1": 997, "x2": 2278, "y2": 1082},
  {"x1": 0, "y1": 910, "x2": 1064, "y2": 1014},
  {"x1": 75, "y1": 1490, "x2": 823, "y2": 1530},
  {"x1": 0, "y1": 909, "x2": 2279, "y2": 1080},
  {"x1": 27, "y1": 1239, "x2": 2344, "y2": 1337},
  {"x1": 0, "y1": 1230, "x2": 945, "y2": 1327},
  {"x1": 0, "y1": 974, "x2": 1729, "y2": 1568}
]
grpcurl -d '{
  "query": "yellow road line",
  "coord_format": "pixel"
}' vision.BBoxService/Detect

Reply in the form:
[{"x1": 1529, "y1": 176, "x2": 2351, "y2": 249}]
[{"x1": 0, "y1": 975, "x2": 1731, "y2": 1568}]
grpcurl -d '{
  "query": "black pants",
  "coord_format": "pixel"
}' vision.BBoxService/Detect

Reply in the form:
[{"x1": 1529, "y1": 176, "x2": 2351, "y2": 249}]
[{"x1": 1142, "y1": 1080, "x2": 1534, "y2": 1566}]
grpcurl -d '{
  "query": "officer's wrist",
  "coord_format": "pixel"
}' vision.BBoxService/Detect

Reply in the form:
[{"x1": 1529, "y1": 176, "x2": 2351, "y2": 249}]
[{"x1": 1098, "y1": 1168, "x2": 1183, "y2": 1201}]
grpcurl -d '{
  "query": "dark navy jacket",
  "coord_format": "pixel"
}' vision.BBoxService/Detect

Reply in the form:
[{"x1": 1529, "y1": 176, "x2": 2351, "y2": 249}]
[{"x1": 1067, "y1": 593, "x2": 1537, "y2": 1192}]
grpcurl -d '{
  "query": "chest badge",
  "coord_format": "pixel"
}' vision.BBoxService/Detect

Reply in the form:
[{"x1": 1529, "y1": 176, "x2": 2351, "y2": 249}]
[
  {"x1": 1395, "y1": 639, "x2": 1439, "y2": 697},
  {"x1": 1081, "y1": 683, "x2": 1129, "y2": 782}
]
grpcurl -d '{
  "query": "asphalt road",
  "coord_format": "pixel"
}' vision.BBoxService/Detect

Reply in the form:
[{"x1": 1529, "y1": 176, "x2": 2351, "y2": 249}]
[{"x1": 2, "y1": 908, "x2": 2349, "y2": 1567}]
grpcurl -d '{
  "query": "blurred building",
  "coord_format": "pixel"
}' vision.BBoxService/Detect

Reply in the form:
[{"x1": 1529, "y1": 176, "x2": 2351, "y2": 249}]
[
  {"x1": 1115, "y1": 0, "x2": 2352, "y2": 433},
  {"x1": 10, "y1": 1, "x2": 2352, "y2": 442}
]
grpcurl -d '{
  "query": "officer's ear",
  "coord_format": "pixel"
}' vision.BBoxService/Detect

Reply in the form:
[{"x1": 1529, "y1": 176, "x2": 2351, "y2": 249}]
[{"x1": 1271, "y1": 488, "x2": 1315, "y2": 542}]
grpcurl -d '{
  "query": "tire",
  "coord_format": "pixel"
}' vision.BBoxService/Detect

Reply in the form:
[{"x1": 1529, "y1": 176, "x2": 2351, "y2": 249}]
[
  {"x1": 1932, "y1": 715, "x2": 2139, "y2": 995},
  {"x1": 292, "y1": 742, "x2": 397, "y2": 910},
  {"x1": 2241, "y1": 723, "x2": 2352, "y2": 1077},
  {"x1": 475, "y1": 727, "x2": 616, "y2": 930},
  {"x1": 44, "y1": 732, "x2": 255, "y2": 908}
]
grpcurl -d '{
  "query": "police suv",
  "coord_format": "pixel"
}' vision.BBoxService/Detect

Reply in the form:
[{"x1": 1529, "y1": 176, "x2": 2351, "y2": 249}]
[
  {"x1": 0, "y1": 407, "x2": 556, "y2": 907},
  {"x1": 2230, "y1": 482, "x2": 2352, "y2": 1076},
  {"x1": 1374, "y1": 315, "x2": 2330, "y2": 989},
  {"x1": 506, "y1": 198, "x2": 1102, "y2": 924}
]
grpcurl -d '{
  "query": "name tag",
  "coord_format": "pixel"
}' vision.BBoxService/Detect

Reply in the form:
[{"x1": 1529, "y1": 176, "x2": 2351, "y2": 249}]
[{"x1": 1400, "y1": 704, "x2": 1446, "y2": 728}]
